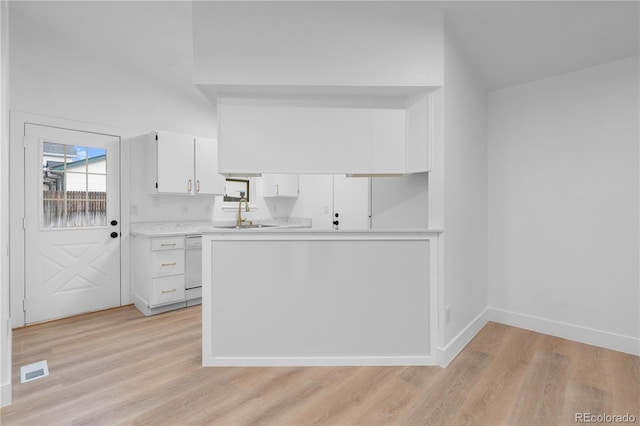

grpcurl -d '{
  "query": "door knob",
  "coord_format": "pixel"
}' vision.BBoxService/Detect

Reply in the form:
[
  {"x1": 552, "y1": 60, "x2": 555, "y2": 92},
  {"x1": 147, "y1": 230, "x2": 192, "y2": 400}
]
[
  {"x1": 335, "y1": 213, "x2": 339, "y2": 218},
  {"x1": 110, "y1": 232, "x2": 119, "y2": 238},
  {"x1": 333, "y1": 220, "x2": 339, "y2": 226},
  {"x1": 110, "y1": 220, "x2": 118, "y2": 226}
]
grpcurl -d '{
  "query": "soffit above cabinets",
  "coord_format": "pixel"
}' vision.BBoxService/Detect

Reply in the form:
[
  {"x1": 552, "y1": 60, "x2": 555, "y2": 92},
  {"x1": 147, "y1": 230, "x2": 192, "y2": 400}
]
[
  {"x1": 192, "y1": 2, "x2": 444, "y2": 99},
  {"x1": 196, "y1": 84, "x2": 442, "y2": 106}
]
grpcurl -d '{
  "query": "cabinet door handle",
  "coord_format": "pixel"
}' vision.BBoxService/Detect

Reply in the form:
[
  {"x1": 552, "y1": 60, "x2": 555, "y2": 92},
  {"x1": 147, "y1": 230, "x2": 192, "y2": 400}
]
[
  {"x1": 196, "y1": 180, "x2": 201, "y2": 193},
  {"x1": 161, "y1": 262, "x2": 177, "y2": 266},
  {"x1": 161, "y1": 289, "x2": 177, "y2": 294},
  {"x1": 160, "y1": 243, "x2": 176, "y2": 247},
  {"x1": 188, "y1": 179, "x2": 192, "y2": 193},
  {"x1": 276, "y1": 184, "x2": 279, "y2": 195}
]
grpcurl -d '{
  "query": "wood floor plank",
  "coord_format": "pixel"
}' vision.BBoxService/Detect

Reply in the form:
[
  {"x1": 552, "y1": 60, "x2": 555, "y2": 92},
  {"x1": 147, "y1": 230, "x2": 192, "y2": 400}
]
[
  {"x1": 453, "y1": 326, "x2": 540, "y2": 425},
  {"x1": 465, "y1": 321, "x2": 511, "y2": 356},
  {"x1": 506, "y1": 348, "x2": 571, "y2": 425},
  {"x1": 605, "y1": 350, "x2": 640, "y2": 417},
  {"x1": 398, "y1": 349, "x2": 493, "y2": 426},
  {"x1": 1, "y1": 305, "x2": 637, "y2": 426},
  {"x1": 561, "y1": 380, "x2": 614, "y2": 424},
  {"x1": 286, "y1": 366, "x2": 400, "y2": 425},
  {"x1": 338, "y1": 369, "x2": 431, "y2": 425}
]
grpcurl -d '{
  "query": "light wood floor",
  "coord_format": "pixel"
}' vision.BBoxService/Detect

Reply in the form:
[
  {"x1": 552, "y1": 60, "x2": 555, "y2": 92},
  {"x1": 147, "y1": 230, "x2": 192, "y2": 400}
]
[{"x1": 1, "y1": 305, "x2": 638, "y2": 426}]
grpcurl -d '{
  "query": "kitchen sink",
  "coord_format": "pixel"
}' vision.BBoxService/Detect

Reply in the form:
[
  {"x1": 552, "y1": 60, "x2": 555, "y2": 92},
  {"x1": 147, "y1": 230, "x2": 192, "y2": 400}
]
[{"x1": 215, "y1": 224, "x2": 275, "y2": 229}]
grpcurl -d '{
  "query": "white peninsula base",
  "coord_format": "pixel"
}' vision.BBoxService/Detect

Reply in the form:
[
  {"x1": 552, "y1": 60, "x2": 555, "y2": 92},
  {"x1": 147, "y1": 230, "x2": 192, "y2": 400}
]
[{"x1": 202, "y1": 230, "x2": 440, "y2": 366}]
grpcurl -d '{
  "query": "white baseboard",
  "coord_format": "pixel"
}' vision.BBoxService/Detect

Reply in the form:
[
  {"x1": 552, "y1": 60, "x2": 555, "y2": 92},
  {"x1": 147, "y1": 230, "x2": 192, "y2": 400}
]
[
  {"x1": 437, "y1": 308, "x2": 489, "y2": 367},
  {"x1": 1, "y1": 382, "x2": 11, "y2": 407},
  {"x1": 204, "y1": 355, "x2": 435, "y2": 367},
  {"x1": 488, "y1": 307, "x2": 640, "y2": 356},
  {"x1": 132, "y1": 295, "x2": 186, "y2": 317}
]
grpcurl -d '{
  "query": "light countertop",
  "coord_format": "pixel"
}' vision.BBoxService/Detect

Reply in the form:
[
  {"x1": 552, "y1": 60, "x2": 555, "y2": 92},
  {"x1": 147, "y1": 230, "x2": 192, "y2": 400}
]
[{"x1": 130, "y1": 218, "x2": 312, "y2": 237}]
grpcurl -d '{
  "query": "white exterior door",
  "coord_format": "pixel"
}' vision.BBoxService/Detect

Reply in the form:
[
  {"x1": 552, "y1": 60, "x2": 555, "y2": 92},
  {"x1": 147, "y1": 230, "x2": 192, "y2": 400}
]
[{"x1": 24, "y1": 124, "x2": 121, "y2": 324}]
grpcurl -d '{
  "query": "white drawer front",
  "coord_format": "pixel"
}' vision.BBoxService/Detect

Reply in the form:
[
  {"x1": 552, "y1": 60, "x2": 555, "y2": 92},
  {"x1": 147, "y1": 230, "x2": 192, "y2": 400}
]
[
  {"x1": 151, "y1": 237, "x2": 185, "y2": 251},
  {"x1": 152, "y1": 250, "x2": 185, "y2": 278},
  {"x1": 150, "y1": 275, "x2": 185, "y2": 306}
]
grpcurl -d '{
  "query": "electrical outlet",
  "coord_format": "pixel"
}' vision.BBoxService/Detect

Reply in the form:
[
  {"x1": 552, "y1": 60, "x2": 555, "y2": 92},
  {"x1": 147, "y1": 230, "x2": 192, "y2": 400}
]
[{"x1": 445, "y1": 306, "x2": 451, "y2": 325}]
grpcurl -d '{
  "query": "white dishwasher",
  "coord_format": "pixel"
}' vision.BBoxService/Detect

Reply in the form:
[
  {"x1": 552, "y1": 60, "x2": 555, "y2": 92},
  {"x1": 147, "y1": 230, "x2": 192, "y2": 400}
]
[{"x1": 185, "y1": 235, "x2": 202, "y2": 306}]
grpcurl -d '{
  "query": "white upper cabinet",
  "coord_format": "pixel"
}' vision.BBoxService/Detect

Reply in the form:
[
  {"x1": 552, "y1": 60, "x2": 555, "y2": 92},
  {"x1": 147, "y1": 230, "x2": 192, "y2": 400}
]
[
  {"x1": 156, "y1": 131, "x2": 195, "y2": 194},
  {"x1": 218, "y1": 94, "x2": 432, "y2": 176},
  {"x1": 130, "y1": 131, "x2": 225, "y2": 196},
  {"x1": 194, "y1": 137, "x2": 225, "y2": 195},
  {"x1": 218, "y1": 98, "x2": 370, "y2": 175},
  {"x1": 262, "y1": 174, "x2": 299, "y2": 197}
]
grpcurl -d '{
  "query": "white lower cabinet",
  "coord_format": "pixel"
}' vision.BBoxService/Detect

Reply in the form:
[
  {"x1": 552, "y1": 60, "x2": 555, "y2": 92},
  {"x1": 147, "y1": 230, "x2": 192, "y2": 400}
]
[
  {"x1": 152, "y1": 250, "x2": 185, "y2": 278},
  {"x1": 150, "y1": 275, "x2": 185, "y2": 306},
  {"x1": 132, "y1": 234, "x2": 197, "y2": 316}
]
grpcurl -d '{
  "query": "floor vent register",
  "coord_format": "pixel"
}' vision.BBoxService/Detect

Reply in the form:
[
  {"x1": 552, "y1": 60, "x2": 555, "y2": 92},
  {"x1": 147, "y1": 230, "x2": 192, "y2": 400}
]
[{"x1": 20, "y1": 360, "x2": 49, "y2": 383}]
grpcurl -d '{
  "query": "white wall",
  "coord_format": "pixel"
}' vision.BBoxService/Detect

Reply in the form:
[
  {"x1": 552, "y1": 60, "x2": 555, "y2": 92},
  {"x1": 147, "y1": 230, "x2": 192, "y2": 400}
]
[
  {"x1": 9, "y1": 2, "x2": 220, "y2": 224},
  {"x1": 488, "y1": 57, "x2": 640, "y2": 354},
  {"x1": 193, "y1": 2, "x2": 444, "y2": 88},
  {"x1": 9, "y1": 2, "x2": 215, "y2": 138},
  {"x1": 1, "y1": 0, "x2": 11, "y2": 408},
  {"x1": 371, "y1": 174, "x2": 429, "y2": 229},
  {"x1": 441, "y1": 29, "x2": 489, "y2": 350}
]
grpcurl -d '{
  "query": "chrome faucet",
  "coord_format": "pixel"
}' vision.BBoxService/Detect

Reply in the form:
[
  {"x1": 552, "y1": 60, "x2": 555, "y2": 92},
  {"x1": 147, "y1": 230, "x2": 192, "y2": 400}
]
[{"x1": 236, "y1": 193, "x2": 250, "y2": 228}]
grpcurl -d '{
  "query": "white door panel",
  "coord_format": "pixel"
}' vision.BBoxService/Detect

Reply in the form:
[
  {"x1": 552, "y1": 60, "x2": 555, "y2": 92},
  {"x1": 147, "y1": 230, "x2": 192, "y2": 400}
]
[
  {"x1": 24, "y1": 124, "x2": 121, "y2": 324},
  {"x1": 333, "y1": 175, "x2": 370, "y2": 230}
]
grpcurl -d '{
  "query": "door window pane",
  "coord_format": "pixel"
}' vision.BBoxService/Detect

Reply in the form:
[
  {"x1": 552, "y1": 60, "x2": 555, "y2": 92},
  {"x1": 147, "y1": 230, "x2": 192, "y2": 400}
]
[
  {"x1": 43, "y1": 199, "x2": 64, "y2": 228},
  {"x1": 87, "y1": 147, "x2": 107, "y2": 174},
  {"x1": 88, "y1": 174, "x2": 106, "y2": 192},
  {"x1": 224, "y1": 178, "x2": 250, "y2": 202},
  {"x1": 42, "y1": 142, "x2": 108, "y2": 228},
  {"x1": 64, "y1": 172, "x2": 87, "y2": 192}
]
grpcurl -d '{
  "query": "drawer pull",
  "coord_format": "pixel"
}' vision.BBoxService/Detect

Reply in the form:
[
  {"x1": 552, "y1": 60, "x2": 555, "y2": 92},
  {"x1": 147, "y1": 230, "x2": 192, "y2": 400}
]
[
  {"x1": 161, "y1": 262, "x2": 177, "y2": 267},
  {"x1": 160, "y1": 243, "x2": 176, "y2": 247},
  {"x1": 161, "y1": 289, "x2": 177, "y2": 294}
]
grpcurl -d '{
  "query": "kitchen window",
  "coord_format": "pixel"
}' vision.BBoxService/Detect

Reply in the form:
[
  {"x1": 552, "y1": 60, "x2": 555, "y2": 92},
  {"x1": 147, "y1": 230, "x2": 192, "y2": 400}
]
[
  {"x1": 221, "y1": 177, "x2": 258, "y2": 212},
  {"x1": 223, "y1": 178, "x2": 250, "y2": 203}
]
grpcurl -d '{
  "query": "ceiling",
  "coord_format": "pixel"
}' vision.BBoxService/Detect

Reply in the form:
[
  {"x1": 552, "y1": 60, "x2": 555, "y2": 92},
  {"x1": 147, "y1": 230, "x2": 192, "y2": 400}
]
[
  {"x1": 9, "y1": 1, "x2": 640, "y2": 92},
  {"x1": 423, "y1": 1, "x2": 640, "y2": 90}
]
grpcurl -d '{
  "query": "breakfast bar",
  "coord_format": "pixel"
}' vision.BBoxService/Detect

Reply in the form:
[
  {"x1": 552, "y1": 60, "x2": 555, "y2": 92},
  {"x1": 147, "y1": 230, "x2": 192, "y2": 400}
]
[{"x1": 202, "y1": 229, "x2": 440, "y2": 367}]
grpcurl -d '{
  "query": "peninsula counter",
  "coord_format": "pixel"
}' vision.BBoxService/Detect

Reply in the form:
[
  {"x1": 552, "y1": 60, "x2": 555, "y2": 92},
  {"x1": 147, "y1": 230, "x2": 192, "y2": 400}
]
[{"x1": 202, "y1": 229, "x2": 441, "y2": 366}]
